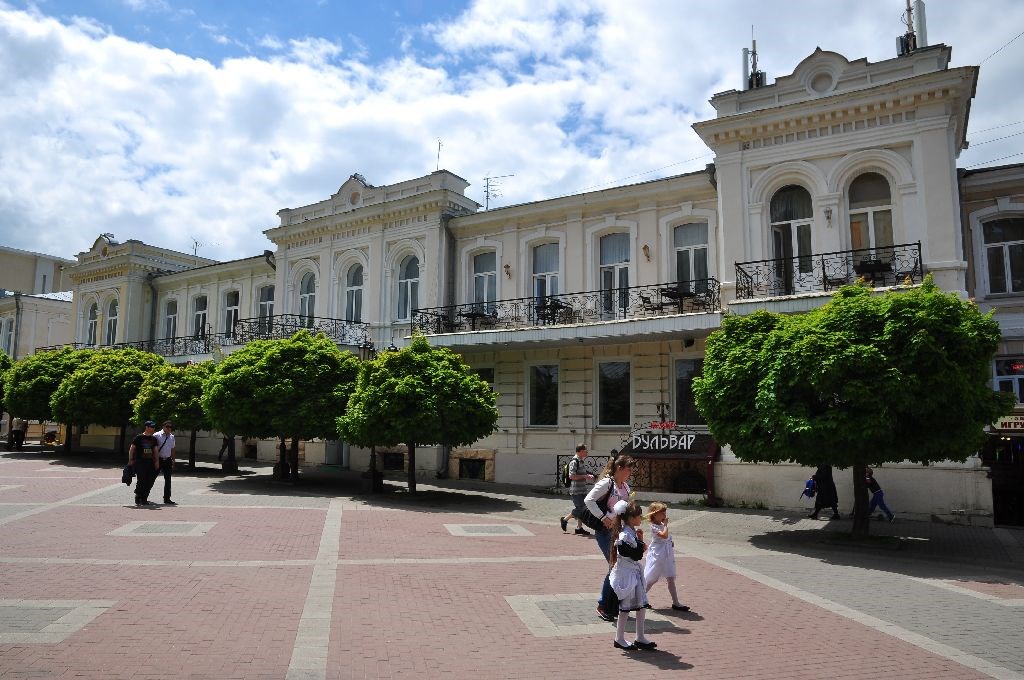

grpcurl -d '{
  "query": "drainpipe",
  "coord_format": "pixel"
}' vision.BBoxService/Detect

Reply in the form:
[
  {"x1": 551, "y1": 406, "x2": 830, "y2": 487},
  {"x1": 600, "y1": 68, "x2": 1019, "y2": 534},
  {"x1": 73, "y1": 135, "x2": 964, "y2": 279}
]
[
  {"x1": 12, "y1": 292, "x2": 22, "y2": 360},
  {"x1": 263, "y1": 249, "x2": 276, "y2": 271}
]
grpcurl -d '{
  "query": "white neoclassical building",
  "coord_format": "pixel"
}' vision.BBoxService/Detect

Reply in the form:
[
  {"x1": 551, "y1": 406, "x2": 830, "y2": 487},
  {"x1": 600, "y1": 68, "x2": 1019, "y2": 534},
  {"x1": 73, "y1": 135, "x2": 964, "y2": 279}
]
[{"x1": 16, "y1": 39, "x2": 1024, "y2": 526}]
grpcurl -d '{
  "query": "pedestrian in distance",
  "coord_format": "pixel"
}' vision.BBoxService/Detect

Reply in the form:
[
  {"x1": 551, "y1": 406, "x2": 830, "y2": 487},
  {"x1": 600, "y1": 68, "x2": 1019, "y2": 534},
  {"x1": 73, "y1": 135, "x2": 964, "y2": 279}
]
[
  {"x1": 560, "y1": 443, "x2": 595, "y2": 535},
  {"x1": 866, "y1": 467, "x2": 895, "y2": 522},
  {"x1": 808, "y1": 463, "x2": 841, "y2": 520},
  {"x1": 643, "y1": 502, "x2": 689, "y2": 612},
  {"x1": 585, "y1": 453, "x2": 634, "y2": 623},
  {"x1": 129, "y1": 421, "x2": 161, "y2": 507},
  {"x1": 608, "y1": 500, "x2": 656, "y2": 651},
  {"x1": 154, "y1": 421, "x2": 177, "y2": 506},
  {"x1": 218, "y1": 434, "x2": 232, "y2": 462},
  {"x1": 10, "y1": 416, "x2": 26, "y2": 451}
]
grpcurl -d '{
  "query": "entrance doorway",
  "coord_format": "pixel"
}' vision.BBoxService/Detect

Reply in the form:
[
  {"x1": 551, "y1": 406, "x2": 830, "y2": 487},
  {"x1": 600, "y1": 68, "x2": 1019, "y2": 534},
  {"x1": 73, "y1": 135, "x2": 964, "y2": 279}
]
[{"x1": 982, "y1": 434, "x2": 1024, "y2": 526}]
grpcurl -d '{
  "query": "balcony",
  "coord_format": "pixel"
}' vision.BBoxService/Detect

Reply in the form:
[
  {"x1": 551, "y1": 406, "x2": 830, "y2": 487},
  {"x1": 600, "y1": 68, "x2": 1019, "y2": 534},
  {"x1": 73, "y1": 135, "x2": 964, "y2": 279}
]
[
  {"x1": 233, "y1": 314, "x2": 370, "y2": 346},
  {"x1": 735, "y1": 242, "x2": 923, "y2": 300},
  {"x1": 412, "y1": 278, "x2": 721, "y2": 336}
]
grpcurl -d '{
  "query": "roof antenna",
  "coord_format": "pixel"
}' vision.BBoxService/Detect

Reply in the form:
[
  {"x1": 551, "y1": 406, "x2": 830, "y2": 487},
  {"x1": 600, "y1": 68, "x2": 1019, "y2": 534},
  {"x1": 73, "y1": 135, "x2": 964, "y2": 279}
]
[
  {"x1": 743, "y1": 27, "x2": 766, "y2": 90},
  {"x1": 482, "y1": 173, "x2": 514, "y2": 210},
  {"x1": 897, "y1": 0, "x2": 926, "y2": 56},
  {"x1": 436, "y1": 138, "x2": 443, "y2": 171}
]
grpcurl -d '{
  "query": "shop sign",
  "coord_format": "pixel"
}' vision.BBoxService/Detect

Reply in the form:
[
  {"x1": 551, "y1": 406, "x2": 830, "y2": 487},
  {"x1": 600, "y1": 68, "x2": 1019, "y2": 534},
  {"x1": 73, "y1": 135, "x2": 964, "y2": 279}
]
[{"x1": 995, "y1": 414, "x2": 1024, "y2": 431}]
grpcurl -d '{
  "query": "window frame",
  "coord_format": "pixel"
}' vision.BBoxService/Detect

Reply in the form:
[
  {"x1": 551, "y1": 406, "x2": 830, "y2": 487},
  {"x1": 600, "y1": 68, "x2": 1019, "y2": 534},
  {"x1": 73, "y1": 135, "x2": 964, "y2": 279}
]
[
  {"x1": 674, "y1": 357, "x2": 706, "y2": 426},
  {"x1": 471, "y1": 251, "x2": 497, "y2": 313},
  {"x1": 193, "y1": 295, "x2": 208, "y2": 339},
  {"x1": 104, "y1": 299, "x2": 118, "y2": 346},
  {"x1": 298, "y1": 272, "x2": 316, "y2": 326},
  {"x1": 224, "y1": 290, "x2": 240, "y2": 338},
  {"x1": 596, "y1": 359, "x2": 631, "y2": 427},
  {"x1": 994, "y1": 356, "x2": 1024, "y2": 404},
  {"x1": 344, "y1": 264, "x2": 364, "y2": 322},
  {"x1": 257, "y1": 285, "x2": 275, "y2": 331},
  {"x1": 847, "y1": 172, "x2": 894, "y2": 262},
  {"x1": 0, "y1": 317, "x2": 13, "y2": 356},
  {"x1": 396, "y1": 255, "x2": 420, "y2": 322},
  {"x1": 982, "y1": 217, "x2": 1024, "y2": 296},
  {"x1": 164, "y1": 300, "x2": 178, "y2": 339},
  {"x1": 85, "y1": 303, "x2": 98, "y2": 346},
  {"x1": 526, "y1": 362, "x2": 559, "y2": 427},
  {"x1": 673, "y1": 222, "x2": 710, "y2": 293}
]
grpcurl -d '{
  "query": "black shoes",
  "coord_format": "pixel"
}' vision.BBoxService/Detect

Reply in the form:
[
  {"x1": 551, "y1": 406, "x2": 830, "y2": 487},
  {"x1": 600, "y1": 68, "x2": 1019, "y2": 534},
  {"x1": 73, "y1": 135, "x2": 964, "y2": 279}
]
[
  {"x1": 635, "y1": 640, "x2": 657, "y2": 650},
  {"x1": 597, "y1": 607, "x2": 617, "y2": 622},
  {"x1": 671, "y1": 603, "x2": 690, "y2": 611},
  {"x1": 560, "y1": 517, "x2": 568, "y2": 532},
  {"x1": 807, "y1": 512, "x2": 819, "y2": 519},
  {"x1": 613, "y1": 640, "x2": 636, "y2": 651},
  {"x1": 574, "y1": 527, "x2": 591, "y2": 536},
  {"x1": 164, "y1": 500, "x2": 177, "y2": 506}
]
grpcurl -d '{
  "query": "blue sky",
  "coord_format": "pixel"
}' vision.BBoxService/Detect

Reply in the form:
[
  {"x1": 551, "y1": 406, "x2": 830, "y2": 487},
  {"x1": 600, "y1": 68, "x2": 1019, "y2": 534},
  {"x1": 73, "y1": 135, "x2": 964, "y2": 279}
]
[{"x1": 1, "y1": 0, "x2": 1023, "y2": 261}]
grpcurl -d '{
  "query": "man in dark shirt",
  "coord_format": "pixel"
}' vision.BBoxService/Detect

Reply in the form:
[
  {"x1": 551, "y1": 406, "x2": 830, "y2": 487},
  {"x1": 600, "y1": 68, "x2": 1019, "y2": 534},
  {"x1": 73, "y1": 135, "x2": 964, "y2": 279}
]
[{"x1": 129, "y1": 421, "x2": 160, "y2": 507}]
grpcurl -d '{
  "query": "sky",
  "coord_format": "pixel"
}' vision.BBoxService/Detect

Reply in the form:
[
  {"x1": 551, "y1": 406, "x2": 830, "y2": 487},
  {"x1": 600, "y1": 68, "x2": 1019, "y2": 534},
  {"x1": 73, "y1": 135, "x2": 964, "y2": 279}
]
[{"x1": 1, "y1": 0, "x2": 1023, "y2": 262}]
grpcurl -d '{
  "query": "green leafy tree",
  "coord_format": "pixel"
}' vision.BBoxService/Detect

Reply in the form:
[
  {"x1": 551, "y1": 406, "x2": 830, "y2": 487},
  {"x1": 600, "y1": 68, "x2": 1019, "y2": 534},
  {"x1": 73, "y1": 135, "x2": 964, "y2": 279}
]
[
  {"x1": 339, "y1": 335, "x2": 498, "y2": 493},
  {"x1": 4, "y1": 348, "x2": 95, "y2": 451},
  {"x1": 693, "y1": 277, "x2": 1013, "y2": 535},
  {"x1": 202, "y1": 330, "x2": 361, "y2": 479},
  {"x1": 51, "y1": 348, "x2": 166, "y2": 454},
  {"x1": 132, "y1": 361, "x2": 215, "y2": 469}
]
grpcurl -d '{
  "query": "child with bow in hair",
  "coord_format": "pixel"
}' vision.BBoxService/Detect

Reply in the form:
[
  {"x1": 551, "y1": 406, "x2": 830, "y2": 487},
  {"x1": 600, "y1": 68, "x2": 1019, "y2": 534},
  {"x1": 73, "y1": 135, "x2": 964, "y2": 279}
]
[
  {"x1": 608, "y1": 499, "x2": 657, "y2": 651},
  {"x1": 643, "y1": 502, "x2": 689, "y2": 612}
]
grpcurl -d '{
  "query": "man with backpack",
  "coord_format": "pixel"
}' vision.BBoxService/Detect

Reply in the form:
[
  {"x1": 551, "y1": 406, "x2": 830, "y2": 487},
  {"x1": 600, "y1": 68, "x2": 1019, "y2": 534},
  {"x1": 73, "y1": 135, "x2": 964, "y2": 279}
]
[{"x1": 560, "y1": 443, "x2": 595, "y2": 535}]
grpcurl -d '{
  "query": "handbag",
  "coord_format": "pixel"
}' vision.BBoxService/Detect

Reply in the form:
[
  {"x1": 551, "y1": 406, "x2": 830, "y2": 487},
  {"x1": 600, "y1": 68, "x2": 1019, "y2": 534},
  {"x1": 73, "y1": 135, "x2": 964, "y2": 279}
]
[{"x1": 579, "y1": 481, "x2": 614, "y2": 532}]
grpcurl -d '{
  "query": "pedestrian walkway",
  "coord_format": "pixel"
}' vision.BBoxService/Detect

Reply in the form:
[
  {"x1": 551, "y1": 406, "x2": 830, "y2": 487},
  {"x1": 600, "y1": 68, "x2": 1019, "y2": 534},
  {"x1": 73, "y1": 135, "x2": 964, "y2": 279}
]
[{"x1": 0, "y1": 450, "x2": 1021, "y2": 679}]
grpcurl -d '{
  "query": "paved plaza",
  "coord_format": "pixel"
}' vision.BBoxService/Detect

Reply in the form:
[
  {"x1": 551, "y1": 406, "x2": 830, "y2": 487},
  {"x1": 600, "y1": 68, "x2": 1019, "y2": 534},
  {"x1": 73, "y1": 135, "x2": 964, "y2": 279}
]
[{"x1": 0, "y1": 448, "x2": 1022, "y2": 679}]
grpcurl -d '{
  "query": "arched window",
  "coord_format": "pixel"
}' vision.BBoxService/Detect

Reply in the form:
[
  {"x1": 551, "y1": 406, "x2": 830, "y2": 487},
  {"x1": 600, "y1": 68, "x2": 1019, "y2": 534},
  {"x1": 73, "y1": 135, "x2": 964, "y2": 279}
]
[
  {"x1": 193, "y1": 295, "x2": 208, "y2": 339},
  {"x1": 397, "y1": 256, "x2": 419, "y2": 321},
  {"x1": 345, "y1": 265, "x2": 363, "y2": 322},
  {"x1": 599, "y1": 233, "x2": 630, "y2": 318},
  {"x1": 105, "y1": 300, "x2": 118, "y2": 345},
  {"x1": 848, "y1": 172, "x2": 893, "y2": 262},
  {"x1": 86, "y1": 303, "x2": 98, "y2": 346},
  {"x1": 532, "y1": 243, "x2": 559, "y2": 299},
  {"x1": 770, "y1": 185, "x2": 813, "y2": 293},
  {"x1": 299, "y1": 272, "x2": 316, "y2": 327},
  {"x1": 674, "y1": 223, "x2": 709, "y2": 293},
  {"x1": 224, "y1": 291, "x2": 240, "y2": 338},
  {"x1": 164, "y1": 300, "x2": 177, "y2": 339},
  {"x1": 0, "y1": 318, "x2": 13, "y2": 356},
  {"x1": 472, "y1": 252, "x2": 496, "y2": 313}
]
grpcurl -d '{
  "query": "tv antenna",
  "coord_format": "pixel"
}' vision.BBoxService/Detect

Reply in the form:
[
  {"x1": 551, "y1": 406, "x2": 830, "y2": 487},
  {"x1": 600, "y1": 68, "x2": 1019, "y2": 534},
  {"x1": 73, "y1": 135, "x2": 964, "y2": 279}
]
[
  {"x1": 190, "y1": 237, "x2": 220, "y2": 257},
  {"x1": 436, "y1": 138, "x2": 443, "y2": 171},
  {"x1": 483, "y1": 173, "x2": 514, "y2": 210}
]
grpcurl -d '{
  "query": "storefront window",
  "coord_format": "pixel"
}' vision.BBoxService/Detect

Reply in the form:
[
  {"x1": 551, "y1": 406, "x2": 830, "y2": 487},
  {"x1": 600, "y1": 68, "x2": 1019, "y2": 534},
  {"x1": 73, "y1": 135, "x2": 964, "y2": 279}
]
[{"x1": 994, "y1": 357, "x2": 1024, "y2": 403}]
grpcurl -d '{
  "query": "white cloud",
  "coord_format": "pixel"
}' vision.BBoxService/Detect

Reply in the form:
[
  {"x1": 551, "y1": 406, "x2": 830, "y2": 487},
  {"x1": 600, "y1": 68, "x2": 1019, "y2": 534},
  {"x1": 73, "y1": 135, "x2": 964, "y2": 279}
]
[{"x1": 0, "y1": 1, "x2": 1022, "y2": 263}]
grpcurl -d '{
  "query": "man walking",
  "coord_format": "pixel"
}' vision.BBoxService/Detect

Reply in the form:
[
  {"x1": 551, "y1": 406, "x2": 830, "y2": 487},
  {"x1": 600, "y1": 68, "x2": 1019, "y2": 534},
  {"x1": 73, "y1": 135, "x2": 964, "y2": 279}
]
[
  {"x1": 155, "y1": 421, "x2": 177, "y2": 506},
  {"x1": 866, "y1": 467, "x2": 895, "y2": 522},
  {"x1": 10, "y1": 416, "x2": 26, "y2": 451},
  {"x1": 560, "y1": 443, "x2": 595, "y2": 535},
  {"x1": 128, "y1": 421, "x2": 160, "y2": 507}
]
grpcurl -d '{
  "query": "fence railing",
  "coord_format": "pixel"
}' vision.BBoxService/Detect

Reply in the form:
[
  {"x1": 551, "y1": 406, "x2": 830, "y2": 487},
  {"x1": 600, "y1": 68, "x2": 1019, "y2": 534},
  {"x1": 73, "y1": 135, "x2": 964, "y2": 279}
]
[
  {"x1": 412, "y1": 278, "x2": 721, "y2": 334},
  {"x1": 735, "y1": 241, "x2": 923, "y2": 300},
  {"x1": 233, "y1": 314, "x2": 370, "y2": 346}
]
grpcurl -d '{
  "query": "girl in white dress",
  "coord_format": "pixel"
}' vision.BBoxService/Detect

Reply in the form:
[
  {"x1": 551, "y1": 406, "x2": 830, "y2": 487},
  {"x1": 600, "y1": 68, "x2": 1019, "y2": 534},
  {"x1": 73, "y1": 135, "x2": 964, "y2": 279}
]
[
  {"x1": 608, "y1": 500, "x2": 655, "y2": 651},
  {"x1": 643, "y1": 502, "x2": 689, "y2": 611}
]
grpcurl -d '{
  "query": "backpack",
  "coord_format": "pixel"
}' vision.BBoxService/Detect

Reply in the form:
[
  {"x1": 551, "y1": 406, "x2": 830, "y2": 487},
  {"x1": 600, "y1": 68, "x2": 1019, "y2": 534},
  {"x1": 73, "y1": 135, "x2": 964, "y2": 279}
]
[
  {"x1": 800, "y1": 478, "x2": 816, "y2": 499},
  {"x1": 562, "y1": 457, "x2": 577, "y2": 488}
]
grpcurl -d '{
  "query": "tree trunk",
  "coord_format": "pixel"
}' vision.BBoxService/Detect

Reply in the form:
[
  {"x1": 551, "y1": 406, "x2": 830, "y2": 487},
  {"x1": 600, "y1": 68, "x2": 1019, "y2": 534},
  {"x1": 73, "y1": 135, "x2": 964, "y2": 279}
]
[
  {"x1": 288, "y1": 437, "x2": 299, "y2": 483},
  {"x1": 63, "y1": 423, "x2": 74, "y2": 454},
  {"x1": 851, "y1": 461, "x2": 870, "y2": 536},
  {"x1": 222, "y1": 435, "x2": 238, "y2": 474},
  {"x1": 407, "y1": 442, "x2": 417, "y2": 493},
  {"x1": 369, "y1": 446, "x2": 382, "y2": 493},
  {"x1": 188, "y1": 430, "x2": 197, "y2": 470},
  {"x1": 273, "y1": 436, "x2": 288, "y2": 480}
]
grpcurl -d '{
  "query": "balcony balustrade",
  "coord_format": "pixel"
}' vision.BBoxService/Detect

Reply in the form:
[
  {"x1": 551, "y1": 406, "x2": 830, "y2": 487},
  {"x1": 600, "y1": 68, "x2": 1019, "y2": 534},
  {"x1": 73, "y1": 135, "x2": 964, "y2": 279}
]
[
  {"x1": 233, "y1": 314, "x2": 370, "y2": 346},
  {"x1": 412, "y1": 278, "x2": 721, "y2": 335},
  {"x1": 734, "y1": 241, "x2": 923, "y2": 300}
]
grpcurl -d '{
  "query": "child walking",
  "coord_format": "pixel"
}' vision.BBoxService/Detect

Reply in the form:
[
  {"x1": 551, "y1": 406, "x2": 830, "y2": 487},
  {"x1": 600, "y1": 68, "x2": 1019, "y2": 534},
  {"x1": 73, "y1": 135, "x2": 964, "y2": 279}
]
[
  {"x1": 643, "y1": 502, "x2": 689, "y2": 612},
  {"x1": 608, "y1": 500, "x2": 657, "y2": 651}
]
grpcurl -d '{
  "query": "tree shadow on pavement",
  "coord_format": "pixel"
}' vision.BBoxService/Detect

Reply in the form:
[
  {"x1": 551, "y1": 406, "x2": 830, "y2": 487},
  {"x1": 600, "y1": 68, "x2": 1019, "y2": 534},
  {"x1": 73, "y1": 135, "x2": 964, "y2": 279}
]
[
  {"x1": 1, "y1": 447, "x2": 256, "y2": 476},
  {"x1": 204, "y1": 475, "x2": 526, "y2": 514},
  {"x1": 747, "y1": 528, "x2": 1024, "y2": 580}
]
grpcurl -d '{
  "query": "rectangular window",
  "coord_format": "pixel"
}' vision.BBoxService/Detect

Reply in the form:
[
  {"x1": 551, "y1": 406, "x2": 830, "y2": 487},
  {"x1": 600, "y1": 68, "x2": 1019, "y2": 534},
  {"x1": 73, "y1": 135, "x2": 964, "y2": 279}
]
[
  {"x1": 473, "y1": 252, "x2": 497, "y2": 313},
  {"x1": 995, "y1": 358, "x2": 1024, "y2": 404},
  {"x1": 598, "y1": 361, "x2": 630, "y2": 426},
  {"x1": 529, "y1": 364, "x2": 558, "y2": 426},
  {"x1": 258, "y1": 286, "x2": 275, "y2": 332},
  {"x1": 164, "y1": 302, "x2": 177, "y2": 339},
  {"x1": 675, "y1": 359, "x2": 706, "y2": 425},
  {"x1": 224, "y1": 291, "x2": 240, "y2": 338},
  {"x1": 193, "y1": 296, "x2": 208, "y2": 339}
]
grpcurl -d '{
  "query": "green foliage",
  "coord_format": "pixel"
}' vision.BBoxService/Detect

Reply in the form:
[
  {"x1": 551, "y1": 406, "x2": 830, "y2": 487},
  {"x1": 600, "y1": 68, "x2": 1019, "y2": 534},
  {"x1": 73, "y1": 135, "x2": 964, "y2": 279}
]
[
  {"x1": 693, "y1": 277, "x2": 1013, "y2": 468},
  {"x1": 50, "y1": 348, "x2": 165, "y2": 427},
  {"x1": 202, "y1": 330, "x2": 360, "y2": 440},
  {"x1": 3, "y1": 348, "x2": 95, "y2": 421},
  {"x1": 132, "y1": 361, "x2": 214, "y2": 432},
  {"x1": 339, "y1": 335, "x2": 498, "y2": 449}
]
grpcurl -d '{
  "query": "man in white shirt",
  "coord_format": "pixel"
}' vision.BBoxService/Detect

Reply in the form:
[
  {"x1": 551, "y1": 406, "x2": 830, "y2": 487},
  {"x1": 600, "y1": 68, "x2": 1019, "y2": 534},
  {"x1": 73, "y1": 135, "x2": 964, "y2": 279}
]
[{"x1": 154, "y1": 421, "x2": 177, "y2": 506}]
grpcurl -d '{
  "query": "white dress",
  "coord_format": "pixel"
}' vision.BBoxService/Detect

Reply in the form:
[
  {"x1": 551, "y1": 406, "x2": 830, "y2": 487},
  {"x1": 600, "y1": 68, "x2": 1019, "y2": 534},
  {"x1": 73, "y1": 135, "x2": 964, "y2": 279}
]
[
  {"x1": 643, "y1": 522, "x2": 677, "y2": 584},
  {"x1": 608, "y1": 525, "x2": 649, "y2": 612}
]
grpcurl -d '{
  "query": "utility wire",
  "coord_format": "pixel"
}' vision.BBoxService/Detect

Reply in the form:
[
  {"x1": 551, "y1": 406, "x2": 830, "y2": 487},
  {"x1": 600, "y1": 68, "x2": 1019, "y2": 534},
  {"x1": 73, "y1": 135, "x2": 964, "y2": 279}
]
[
  {"x1": 972, "y1": 119, "x2": 1024, "y2": 135},
  {"x1": 980, "y1": 28, "x2": 1024, "y2": 63},
  {"x1": 574, "y1": 152, "x2": 714, "y2": 194},
  {"x1": 971, "y1": 129, "x2": 1024, "y2": 146},
  {"x1": 965, "y1": 150, "x2": 1024, "y2": 169}
]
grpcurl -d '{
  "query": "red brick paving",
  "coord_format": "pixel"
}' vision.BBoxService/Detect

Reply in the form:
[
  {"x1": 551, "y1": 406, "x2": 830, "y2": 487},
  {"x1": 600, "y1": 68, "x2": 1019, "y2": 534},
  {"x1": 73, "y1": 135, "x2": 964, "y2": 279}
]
[{"x1": 953, "y1": 580, "x2": 1024, "y2": 599}]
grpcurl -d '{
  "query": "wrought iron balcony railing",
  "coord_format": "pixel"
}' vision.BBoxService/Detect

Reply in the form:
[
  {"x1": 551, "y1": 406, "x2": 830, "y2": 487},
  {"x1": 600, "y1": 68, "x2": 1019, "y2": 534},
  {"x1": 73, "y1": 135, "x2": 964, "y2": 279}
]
[
  {"x1": 233, "y1": 314, "x2": 370, "y2": 346},
  {"x1": 35, "y1": 335, "x2": 212, "y2": 357},
  {"x1": 735, "y1": 241, "x2": 923, "y2": 300},
  {"x1": 412, "y1": 278, "x2": 721, "y2": 335}
]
